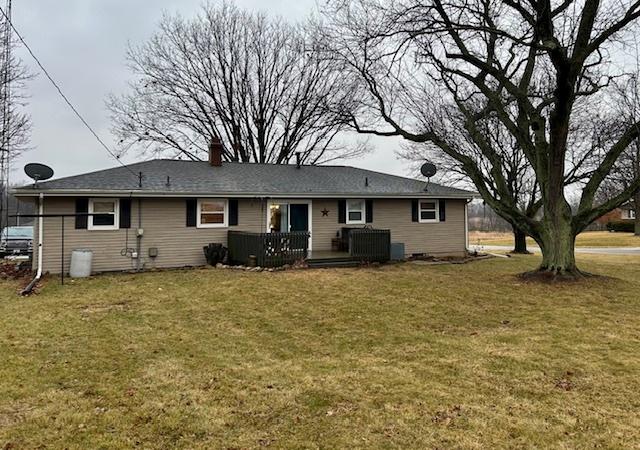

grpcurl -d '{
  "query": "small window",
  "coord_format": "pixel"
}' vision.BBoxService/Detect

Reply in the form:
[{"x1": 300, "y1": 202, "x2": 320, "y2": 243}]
[
  {"x1": 346, "y1": 199, "x2": 365, "y2": 224},
  {"x1": 88, "y1": 198, "x2": 119, "y2": 230},
  {"x1": 628, "y1": 209, "x2": 636, "y2": 220},
  {"x1": 419, "y1": 200, "x2": 439, "y2": 223},
  {"x1": 197, "y1": 199, "x2": 228, "y2": 228}
]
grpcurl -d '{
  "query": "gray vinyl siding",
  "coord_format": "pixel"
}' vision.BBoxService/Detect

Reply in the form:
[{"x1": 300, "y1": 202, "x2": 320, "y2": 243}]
[
  {"x1": 312, "y1": 198, "x2": 467, "y2": 256},
  {"x1": 34, "y1": 196, "x2": 467, "y2": 274},
  {"x1": 34, "y1": 197, "x2": 265, "y2": 274},
  {"x1": 311, "y1": 199, "x2": 340, "y2": 252}
]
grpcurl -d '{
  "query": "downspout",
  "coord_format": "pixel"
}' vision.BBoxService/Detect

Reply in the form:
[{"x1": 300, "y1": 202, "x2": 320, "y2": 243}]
[
  {"x1": 465, "y1": 199, "x2": 471, "y2": 252},
  {"x1": 136, "y1": 198, "x2": 142, "y2": 272},
  {"x1": 21, "y1": 193, "x2": 44, "y2": 295}
]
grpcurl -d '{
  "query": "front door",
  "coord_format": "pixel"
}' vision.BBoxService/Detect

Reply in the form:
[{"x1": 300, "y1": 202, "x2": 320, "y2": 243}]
[{"x1": 289, "y1": 204, "x2": 309, "y2": 232}]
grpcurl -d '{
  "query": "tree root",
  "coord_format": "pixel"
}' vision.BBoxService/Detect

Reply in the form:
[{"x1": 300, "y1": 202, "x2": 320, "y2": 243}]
[{"x1": 519, "y1": 266, "x2": 597, "y2": 283}]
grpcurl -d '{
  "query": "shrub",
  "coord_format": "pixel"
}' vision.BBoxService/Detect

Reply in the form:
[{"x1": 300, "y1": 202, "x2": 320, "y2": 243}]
[{"x1": 606, "y1": 221, "x2": 636, "y2": 233}]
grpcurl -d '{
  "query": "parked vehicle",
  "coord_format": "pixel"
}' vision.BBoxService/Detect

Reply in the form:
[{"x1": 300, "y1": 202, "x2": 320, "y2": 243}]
[{"x1": 0, "y1": 226, "x2": 34, "y2": 258}]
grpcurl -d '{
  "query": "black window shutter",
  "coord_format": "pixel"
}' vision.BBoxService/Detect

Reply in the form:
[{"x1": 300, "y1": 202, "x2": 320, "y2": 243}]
[
  {"x1": 186, "y1": 198, "x2": 197, "y2": 227},
  {"x1": 439, "y1": 199, "x2": 446, "y2": 222},
  {"x1": 229, "y1": 199, "x2": 239, "y2": 226},
  {"x1": 119, "y1": 198, "x2": 132, "y2": 229},
  {"x1": 75, "y1": 198, "x2": 89, "y2": 229},
  {"x1": 365, "y1": 199, "x2": 373, "y2": 223},
  {"x1": 338, "y1": 200, "x2": 346, "y2": 224},
  {"x1": 411, "y1": 199, "x2": 419, "y2": 222}
]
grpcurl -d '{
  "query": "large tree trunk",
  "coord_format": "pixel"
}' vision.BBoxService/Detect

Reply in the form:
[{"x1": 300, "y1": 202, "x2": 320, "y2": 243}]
[
  {"x1": 538, "y1": 226, "x2": 577, "y2": 275},
  {"x1": 527, "y1": 196, "x2": 582, "y2": 279},
  {"x1": 533, "y1": 220, "x2": 580, "y2": 278},
  {"x1": 511, "y1": 225, "x2": 529, "y2": 254},
  {"x1": 529, "y1": 89, "x2": 583, "y2": 279}
]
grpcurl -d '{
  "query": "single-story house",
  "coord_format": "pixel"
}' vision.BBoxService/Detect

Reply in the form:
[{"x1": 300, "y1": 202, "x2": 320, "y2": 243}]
[{"x1": 14, "y1": 145, "x2": 476, "y2": 274}]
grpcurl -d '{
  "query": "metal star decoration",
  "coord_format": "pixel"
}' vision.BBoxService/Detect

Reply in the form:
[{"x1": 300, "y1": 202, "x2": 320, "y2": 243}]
[{"x1": 321, "y1": 208, "x2": 330, "y2": 217}]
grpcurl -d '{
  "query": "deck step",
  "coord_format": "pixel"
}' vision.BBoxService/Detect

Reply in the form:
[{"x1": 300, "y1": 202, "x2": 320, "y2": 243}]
[{"x1": 306, "y1": 258, "x2": 361, "y2": 268}]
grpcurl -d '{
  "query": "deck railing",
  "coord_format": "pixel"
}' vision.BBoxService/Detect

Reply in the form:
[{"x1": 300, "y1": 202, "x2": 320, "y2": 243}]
[
  {"x1": 228, "y1": 231, "x2": 310, "y2": 267},
  {"x1": 348, "y1": 228, "x2": 391, "y2": 263}
]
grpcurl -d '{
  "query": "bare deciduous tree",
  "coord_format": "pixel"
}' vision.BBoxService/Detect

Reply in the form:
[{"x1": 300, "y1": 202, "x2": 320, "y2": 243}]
[
  {"x1": 0, "y1": 21, "x2": 31, "y2": 158},
  {"x1": 0, "y1": 16, "x2": 33, "y2": 234},
  {"x1": 318, "y1": 0, "x2": 640, "y2": 278},
  {"x1": 597, "y1": 77, "x2": 640, "y2": 235},
  {"x1": 400, "y1": 118, "x2": 538, "y2": 253},
  {"x1": 108, "y1": 2, "x2": 362, "y2": 165},
  {"x1": 610, "y1": 144, "x2": 640, "y2": 234}
]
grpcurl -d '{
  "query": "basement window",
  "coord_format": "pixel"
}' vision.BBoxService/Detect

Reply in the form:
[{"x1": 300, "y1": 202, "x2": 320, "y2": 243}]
[
  {"x1": 88, "y1": 198, "x2": 120, "y2": 230},
  {"x1": 197, "y1": 199, "x2": 228, "y2": 228},
  {"x1": 346, "y1": 199, "x2": 365, "y2": 224},
  {"x1": 419, "y1": 200, "x2": 439, "y2": 223}
]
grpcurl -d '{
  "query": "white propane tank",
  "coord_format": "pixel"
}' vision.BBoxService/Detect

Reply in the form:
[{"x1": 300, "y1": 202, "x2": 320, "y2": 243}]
[{"x1": 69, "y1": 249, "x2": 93, "y2": 278}]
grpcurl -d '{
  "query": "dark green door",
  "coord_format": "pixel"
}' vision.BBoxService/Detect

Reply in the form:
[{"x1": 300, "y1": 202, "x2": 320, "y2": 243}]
[{"x1": 289, "y1": 204, "x2": 309, "y2": 232}]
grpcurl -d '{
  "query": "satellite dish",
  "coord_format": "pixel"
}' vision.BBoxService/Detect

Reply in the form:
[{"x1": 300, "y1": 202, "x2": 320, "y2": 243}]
[
  {"x1": 420, "y1": 162, "x2": 437, "y2": 178},
  {"x1": 24, "y1": 163, "x2": 54, "y2": 184}
]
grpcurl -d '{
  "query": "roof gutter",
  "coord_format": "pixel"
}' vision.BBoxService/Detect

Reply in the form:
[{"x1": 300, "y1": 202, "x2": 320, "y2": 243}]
[{"x1": 13, "y1": 189, "x2": 480, "y2": 200}]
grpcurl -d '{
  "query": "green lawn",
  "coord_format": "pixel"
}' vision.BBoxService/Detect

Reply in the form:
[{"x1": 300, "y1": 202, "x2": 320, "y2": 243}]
[
  {"x1": 2, "y1": 256, "x2": 640, "y2": 448},
  {"x1": 470, "y1": 230, "x2": 640, "y2": 247}
]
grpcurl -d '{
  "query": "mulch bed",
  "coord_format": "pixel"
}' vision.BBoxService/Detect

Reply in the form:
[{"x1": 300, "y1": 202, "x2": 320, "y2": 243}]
[
  {"x1": 1, "y1": 261, "x2": 39, "y2": 295},
  {"x1": 0, "y1": 261, "x2": 32, "y2": 280},
  {"x1": 408, "y1": 253, "x2": 494, "y2": 265}
]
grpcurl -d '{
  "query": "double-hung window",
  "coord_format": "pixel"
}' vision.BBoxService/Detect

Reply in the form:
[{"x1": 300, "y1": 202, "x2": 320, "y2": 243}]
[
  {"x1": 88, "y1": 198, "x2": 120, "y2": 230},
  {"x1": 197, "y1": 199, "x2": 228, "y2": 228},
  {"x1": 419, "y1": 200, "x2": 439, "y2": 223},
  {"x1": 346, "y1": 199, "x2": 365, "y2": 224}
]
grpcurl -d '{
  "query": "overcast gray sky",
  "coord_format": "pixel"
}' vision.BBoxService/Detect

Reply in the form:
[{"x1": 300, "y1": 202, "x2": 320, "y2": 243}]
[{"x1": 10, "y1": 0, "x2": 409, "y2": 184}]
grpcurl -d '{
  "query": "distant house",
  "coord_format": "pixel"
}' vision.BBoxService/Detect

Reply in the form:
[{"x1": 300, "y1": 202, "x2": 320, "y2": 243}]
[
  {"x1": 14, "y1": 145, "x2": 476, "y2": 274},
  {"x1": 621, "y1": 205, "x2": 636, "y2": 221},
  {"x1": 594, "y1": 203, "x2": 636, "y2": 227}
]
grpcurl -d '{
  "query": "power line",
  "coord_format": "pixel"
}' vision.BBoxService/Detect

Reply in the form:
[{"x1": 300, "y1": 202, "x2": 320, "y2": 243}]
[{"x1": 0, "y1": 5, "x2": 139, "y2": 179}]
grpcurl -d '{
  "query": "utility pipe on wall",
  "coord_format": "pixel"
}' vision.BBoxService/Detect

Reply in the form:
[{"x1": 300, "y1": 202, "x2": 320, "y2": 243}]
[
  {"x1": 465, "y1": 198, "x2": 472, "y2": 252},
  {"x1": 136, "y1": 198, "x2": 142, "y2": 272},
  {"x1": 21, "y1": 192, "x2": 44, "y2": 295},
  {"x1": 37, "y1": 192, "x2": 43, "y2": 278}
]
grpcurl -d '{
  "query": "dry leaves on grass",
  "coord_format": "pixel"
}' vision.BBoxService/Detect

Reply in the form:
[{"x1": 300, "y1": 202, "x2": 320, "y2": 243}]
[
  {"x1": 432, "y1": 405, "x2": 463, "y2": 426},
  {"x1": 79, "y1": 301, "x2": 131, "y2": 315},
  {"x1": 554, "y1": 371, "x2": 575, "y2": 391}
]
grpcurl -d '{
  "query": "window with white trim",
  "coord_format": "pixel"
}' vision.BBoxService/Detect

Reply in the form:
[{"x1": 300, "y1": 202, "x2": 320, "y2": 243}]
[
  {"x1": 419, "y1": 199, "x2": 439, "y2": 223},
  {"x1": 88, "y1": 198, "x2": 120, "y2": 230},
  {"x1": 346, "y1": 199, "x2": 365, "y2": 224},
  {"x1": 628, "y1": 209, "x2": 636, "y2": 220},
  {"x1": 197, "y1": 199, "x2": 228, "y2": 228}
]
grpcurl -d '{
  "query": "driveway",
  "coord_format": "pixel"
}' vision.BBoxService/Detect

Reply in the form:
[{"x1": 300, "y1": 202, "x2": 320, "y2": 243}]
[{"x1": 470, "y1": 245, "x2": 640, "y2": 255}]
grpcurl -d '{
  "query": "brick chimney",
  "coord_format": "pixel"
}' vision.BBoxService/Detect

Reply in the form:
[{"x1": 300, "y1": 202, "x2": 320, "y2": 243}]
[{"x1": 209, "y1": 137, "x2": 223, "y2": 167}]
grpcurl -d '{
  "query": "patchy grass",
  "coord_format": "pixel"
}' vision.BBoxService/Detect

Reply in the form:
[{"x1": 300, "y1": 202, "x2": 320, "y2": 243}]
[
  {"x1": 470, "y1": 230, "x2": 640, "y2": 247},
  {"x1": 1, "y1": 255, "x2": 640, "y2": 448}
]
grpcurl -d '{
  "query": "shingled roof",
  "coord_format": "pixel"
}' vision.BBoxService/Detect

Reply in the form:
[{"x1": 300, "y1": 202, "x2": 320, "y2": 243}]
[{"x1": 14, "y1": 159, "x2": 476, "y2": 198}]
